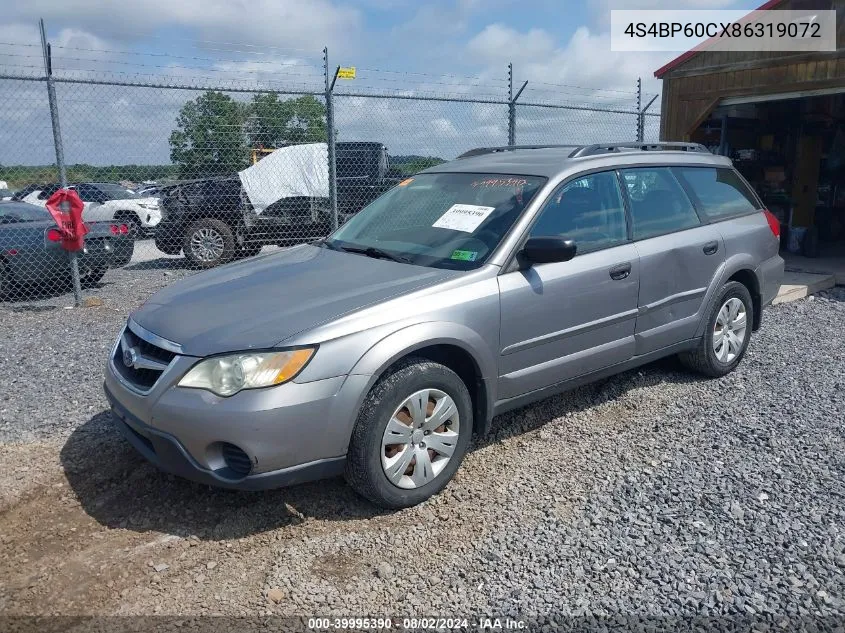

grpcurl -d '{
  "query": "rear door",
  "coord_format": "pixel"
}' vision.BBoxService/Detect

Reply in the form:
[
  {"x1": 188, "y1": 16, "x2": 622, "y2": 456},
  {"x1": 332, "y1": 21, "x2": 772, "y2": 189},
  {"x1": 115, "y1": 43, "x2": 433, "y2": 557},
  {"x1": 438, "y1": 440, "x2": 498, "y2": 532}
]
[
  {"x1": 621, "y1": 167, "x2": 725, "y2": 356},
  {"x1": 497, "y1": 170, "x2": 639, "y2": 400},
  {"x1": 673, "y1": 165, "x2": 774, "y2": 258}
]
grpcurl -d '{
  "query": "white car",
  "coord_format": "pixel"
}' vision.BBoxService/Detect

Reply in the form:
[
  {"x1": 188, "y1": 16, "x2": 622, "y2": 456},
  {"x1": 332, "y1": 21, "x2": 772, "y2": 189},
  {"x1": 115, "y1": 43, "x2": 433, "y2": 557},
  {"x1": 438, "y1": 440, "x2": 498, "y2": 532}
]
[{"x1": 21, "y1": 182, "x2": 161, "y2": 232}]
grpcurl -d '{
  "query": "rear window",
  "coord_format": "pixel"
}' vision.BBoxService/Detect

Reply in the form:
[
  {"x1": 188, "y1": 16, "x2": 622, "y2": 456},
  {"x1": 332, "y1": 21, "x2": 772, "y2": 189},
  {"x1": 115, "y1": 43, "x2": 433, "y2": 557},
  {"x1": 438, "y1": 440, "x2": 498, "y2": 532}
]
[{"x1": 675, "y1": 167, "x2": 759, "y2": 220}]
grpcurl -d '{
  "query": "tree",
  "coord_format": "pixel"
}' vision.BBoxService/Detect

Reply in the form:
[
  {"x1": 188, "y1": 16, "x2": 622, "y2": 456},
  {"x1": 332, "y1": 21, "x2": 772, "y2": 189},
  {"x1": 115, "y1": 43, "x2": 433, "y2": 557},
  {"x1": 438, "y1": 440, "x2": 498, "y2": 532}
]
[
  {"x1": 247, "y1": 94, "x2": 327, "y2": 149},
  {"x1": 169, "y1": 91, "x2": 249, "y2": 178}
]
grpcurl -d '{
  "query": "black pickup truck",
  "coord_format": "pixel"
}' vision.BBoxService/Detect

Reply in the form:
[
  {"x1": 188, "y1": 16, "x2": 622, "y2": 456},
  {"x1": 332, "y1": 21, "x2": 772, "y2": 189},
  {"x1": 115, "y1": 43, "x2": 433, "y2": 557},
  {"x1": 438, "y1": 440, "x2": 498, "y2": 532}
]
[{"x1": 154, "y1": 142, "x2": 401, "y2": 267}]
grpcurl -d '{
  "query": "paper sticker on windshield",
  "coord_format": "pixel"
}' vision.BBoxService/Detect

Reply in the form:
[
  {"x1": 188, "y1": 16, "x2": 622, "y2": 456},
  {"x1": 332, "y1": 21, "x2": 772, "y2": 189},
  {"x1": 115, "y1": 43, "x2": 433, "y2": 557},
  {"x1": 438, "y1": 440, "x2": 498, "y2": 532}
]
[
  {"x1": 398, "y1": 178, "x2": 414, "y2": 187},
  {"x1": 432, "y1": 204, "x2": 495, "y2": 233},
  {"x1": 450, "y1": 249, "x2": 478, "y2": 262}
]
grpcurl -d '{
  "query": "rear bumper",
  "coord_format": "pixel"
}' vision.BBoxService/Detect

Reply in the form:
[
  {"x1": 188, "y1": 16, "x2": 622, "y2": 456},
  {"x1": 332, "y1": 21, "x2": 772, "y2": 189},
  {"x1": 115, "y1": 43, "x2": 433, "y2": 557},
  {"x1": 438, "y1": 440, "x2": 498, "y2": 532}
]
[
  {"x1": 105, "y1": 383, "x2": 346, "y2": 490},
  {"x1": 757, "y1": 254, "x2": 785, "y2": 307}
]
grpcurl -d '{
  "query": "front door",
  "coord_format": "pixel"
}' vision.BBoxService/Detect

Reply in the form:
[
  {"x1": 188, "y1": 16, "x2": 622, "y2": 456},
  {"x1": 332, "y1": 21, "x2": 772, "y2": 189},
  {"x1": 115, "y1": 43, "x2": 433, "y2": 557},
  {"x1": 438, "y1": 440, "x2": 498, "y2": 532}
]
[{"x1": 497, "y1": 170, "x2": 639, "y2": 401}]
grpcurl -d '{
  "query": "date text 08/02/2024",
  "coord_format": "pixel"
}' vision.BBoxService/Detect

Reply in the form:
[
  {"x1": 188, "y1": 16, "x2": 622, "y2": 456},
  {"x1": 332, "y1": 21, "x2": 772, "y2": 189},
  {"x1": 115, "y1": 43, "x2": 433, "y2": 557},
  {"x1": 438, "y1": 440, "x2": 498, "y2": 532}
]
[{"x1": 307, "y1": 617, "x2": 527, "y2": 630}]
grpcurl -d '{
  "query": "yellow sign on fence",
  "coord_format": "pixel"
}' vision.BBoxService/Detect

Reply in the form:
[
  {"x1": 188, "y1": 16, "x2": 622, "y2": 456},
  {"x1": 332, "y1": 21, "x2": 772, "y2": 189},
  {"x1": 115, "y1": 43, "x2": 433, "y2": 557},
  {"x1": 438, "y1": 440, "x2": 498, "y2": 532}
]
[{"x1": 337, "y1": 67, "x2": 356, "y2": 80}]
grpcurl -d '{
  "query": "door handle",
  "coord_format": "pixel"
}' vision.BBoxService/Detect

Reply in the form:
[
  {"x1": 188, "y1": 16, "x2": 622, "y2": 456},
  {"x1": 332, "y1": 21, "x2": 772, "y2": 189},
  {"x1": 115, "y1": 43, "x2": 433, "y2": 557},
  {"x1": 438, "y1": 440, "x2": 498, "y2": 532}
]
[
  {"x1": 609, "y1": 262, "x2": 631, "y2": 281},
  {"x1": 703, "y1": 240, "x2": 719, "y2": 255}
]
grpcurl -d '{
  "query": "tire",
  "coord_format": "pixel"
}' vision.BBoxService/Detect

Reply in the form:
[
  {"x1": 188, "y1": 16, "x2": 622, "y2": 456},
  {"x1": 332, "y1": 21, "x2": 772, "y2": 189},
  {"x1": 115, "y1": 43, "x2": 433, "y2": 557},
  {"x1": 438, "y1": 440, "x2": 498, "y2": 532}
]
[
  {"x1": 115, "y1": 212, "x2": 142, "y2": 237},
  {"x1": 182, "y1": 218, "x2": 235, "y2": 268},
  {"x1": 345, "y1": 357, "x2": 473, "y2": 509},
  {"x1": 79, "y1": 266, "x2": 107, "y2": 289},
  {"x1": 112, "y1": 239, "x2": 135, "y2": 268},
  {"x1": 0, "y1": 259, "x2": 10, "y2": 298},
  {"x1": 679, "y1": 281, "x2": 754, "y2": 378}
]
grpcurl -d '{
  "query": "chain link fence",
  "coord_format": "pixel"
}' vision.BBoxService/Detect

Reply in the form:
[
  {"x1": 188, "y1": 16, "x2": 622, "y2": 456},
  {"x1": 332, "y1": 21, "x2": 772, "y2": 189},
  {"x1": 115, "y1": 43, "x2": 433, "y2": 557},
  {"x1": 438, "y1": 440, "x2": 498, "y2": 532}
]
[{"x1": 0, "y1": 29, "x2": 660, "y2": 305}]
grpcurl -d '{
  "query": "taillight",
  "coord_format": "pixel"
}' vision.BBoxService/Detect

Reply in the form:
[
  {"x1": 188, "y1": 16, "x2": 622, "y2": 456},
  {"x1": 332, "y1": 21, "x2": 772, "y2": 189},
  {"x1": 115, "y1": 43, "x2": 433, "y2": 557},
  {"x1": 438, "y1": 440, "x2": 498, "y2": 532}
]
[
  {"x1": 46, "y1": 228, "x2": 62, "y2": 242},
  {"x1": 762, "y1": 209, "x2": 780, "y2": 238},
  {"x1": 119, "y1": 224, "x2": 129, "y2": 234},
  {"x1": 5, "y1": 249, "x2": 18, "y2": 256},
  {"x1": 109, "y1": 224, "x2": 119, "y2": 235}
]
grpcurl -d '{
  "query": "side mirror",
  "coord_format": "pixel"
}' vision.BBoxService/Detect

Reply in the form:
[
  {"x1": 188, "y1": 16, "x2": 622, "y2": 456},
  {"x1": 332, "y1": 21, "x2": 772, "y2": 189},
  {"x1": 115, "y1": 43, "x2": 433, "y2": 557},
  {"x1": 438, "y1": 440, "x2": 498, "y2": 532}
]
[{"x1": 521, "y1": 236, "x2": 577, "y2": 264}]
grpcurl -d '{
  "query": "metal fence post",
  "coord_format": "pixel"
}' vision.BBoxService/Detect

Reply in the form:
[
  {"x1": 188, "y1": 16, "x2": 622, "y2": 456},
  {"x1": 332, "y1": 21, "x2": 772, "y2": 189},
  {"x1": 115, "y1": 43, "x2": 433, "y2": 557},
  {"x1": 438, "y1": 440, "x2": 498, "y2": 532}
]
[
  {"x1": 40, "y1": 18, "x2": 81, "y2": 306},
  {"x1": 324, "y1": 48, "x2": 339, "y2": 231},
  {"x1": 508, "y1": 63, "x2": 515, "y2": 146},
  {"x1": 636, "y1": 77, "x2": 643, "y2": 142},
  {"x1": 507, "y1": 63, "x2": 527, "y2": 147}
]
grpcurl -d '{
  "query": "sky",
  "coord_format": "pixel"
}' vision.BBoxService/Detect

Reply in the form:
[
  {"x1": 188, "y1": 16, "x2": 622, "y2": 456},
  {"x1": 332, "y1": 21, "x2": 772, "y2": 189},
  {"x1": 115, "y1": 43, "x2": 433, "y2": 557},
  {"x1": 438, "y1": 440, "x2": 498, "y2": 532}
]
[{"x1": 0, "y1": 0, "x2": 762, "y2": 168}]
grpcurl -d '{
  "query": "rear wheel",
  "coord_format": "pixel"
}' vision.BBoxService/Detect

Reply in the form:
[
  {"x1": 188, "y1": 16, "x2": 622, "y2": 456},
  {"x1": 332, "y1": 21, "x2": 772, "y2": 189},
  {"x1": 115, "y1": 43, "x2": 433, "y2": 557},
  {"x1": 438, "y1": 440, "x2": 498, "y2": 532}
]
[
  {"x1": 115, "y1": 212, "x2": 142, "y2": 237},
  {"x1": 345, "y1": 358, "x2": 473, "y2": 508},
  {"x1": 183, "y1": 218, "x2": 235, "y2": 268},
  {"x1": 680, "y1": 281, "x2": 753, "y2": 377},
  {"x1": 78, "y1": 265, "x2": 107, "y2": 288},
  {"x1": 0, "y1": 259, "x2": 10, "y2": 298}
]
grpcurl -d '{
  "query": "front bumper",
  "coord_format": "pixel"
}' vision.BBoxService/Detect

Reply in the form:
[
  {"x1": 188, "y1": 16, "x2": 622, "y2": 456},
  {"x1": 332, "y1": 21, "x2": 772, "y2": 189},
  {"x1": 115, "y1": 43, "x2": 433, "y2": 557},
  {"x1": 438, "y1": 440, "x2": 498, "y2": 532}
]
[
  {"x1": 104, "y1": 341, "x2": 371, "y2": 490},
  {"x1": 105, "y1": 384, "x2": 345, "y2": 490}
]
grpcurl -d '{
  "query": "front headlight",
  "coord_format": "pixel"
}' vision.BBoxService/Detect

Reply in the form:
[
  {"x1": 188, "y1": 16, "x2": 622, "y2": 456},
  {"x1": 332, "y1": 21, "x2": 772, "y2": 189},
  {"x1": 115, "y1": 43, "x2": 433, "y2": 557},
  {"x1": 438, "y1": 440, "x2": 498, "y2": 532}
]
[
  {"x1": 138, "y1": 202, "x2": 158, "y2": 210},
  {"x1": 178, "y1": 348, "x2": 315, "y2": 396}
]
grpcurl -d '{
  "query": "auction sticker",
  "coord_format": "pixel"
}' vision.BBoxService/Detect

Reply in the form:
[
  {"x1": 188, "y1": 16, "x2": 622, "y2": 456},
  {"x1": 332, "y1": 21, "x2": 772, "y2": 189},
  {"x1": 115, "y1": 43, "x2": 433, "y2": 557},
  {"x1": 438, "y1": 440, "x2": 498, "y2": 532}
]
[
  {"x1": 450, "y1": 249, "x2": 478, "y2": 261},
  {"x1": 432, "y1": 204, "x2": 495, "y2": 233}
]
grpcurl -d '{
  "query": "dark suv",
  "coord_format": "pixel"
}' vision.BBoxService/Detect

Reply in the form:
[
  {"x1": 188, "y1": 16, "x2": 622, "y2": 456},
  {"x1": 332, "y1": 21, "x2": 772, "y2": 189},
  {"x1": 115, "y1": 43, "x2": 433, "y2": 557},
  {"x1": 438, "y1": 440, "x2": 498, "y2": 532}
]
[{"x1": 154, "y1": 142, "x2": 401, "y2": 267}]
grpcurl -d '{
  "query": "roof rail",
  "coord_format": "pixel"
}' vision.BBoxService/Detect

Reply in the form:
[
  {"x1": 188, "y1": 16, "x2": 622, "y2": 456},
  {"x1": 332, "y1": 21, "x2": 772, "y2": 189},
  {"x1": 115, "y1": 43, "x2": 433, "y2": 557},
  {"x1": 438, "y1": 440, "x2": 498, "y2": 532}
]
[
  {"x1": 457, "y1": 144, "x2": 580, "y2": 159},
  {"x1": 568, "y1": 142, "x2": 709, "y2": 158}
]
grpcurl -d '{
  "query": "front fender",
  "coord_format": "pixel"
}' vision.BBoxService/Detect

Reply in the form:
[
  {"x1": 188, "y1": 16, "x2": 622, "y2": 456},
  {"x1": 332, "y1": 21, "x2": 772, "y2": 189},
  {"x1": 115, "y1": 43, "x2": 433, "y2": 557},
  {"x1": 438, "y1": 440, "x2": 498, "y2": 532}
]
[{"x1": 347, "y1": 321, "x2": 498, "y2": 432}]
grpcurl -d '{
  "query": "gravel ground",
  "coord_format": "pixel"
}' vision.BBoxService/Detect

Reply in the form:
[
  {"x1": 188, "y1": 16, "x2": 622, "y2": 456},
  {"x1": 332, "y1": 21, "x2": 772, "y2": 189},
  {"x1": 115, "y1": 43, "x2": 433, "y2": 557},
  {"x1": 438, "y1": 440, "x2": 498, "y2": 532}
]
[{"x1": 0, "y1": 258, "x2": 843, "y2": 630}]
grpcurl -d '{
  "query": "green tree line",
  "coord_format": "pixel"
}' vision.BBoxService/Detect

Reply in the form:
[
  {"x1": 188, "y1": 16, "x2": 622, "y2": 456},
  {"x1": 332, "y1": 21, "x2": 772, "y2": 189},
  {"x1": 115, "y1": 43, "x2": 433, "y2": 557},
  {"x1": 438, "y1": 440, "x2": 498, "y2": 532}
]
[{"x1": 169, "y1": 91, "x2": 327, "y2": 178}]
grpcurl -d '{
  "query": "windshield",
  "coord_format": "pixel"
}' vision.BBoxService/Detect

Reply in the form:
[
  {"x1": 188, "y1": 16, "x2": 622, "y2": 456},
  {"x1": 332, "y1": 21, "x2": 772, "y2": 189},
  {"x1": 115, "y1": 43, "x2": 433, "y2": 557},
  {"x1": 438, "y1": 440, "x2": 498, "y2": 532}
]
[
  {"x1": 327, "y1": 172, "x2": 545, "y2": 270},
  {"x1": 93, "y1": 184, "x2": 138, "y2": 200}
]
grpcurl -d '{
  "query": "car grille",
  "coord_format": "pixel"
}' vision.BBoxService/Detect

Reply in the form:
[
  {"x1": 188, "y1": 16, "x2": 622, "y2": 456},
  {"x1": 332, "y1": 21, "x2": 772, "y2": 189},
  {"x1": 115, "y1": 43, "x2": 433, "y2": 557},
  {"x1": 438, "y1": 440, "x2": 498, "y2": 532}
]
[{"x1": 113, "y1": 326, "x2": 177, "y2": 392}]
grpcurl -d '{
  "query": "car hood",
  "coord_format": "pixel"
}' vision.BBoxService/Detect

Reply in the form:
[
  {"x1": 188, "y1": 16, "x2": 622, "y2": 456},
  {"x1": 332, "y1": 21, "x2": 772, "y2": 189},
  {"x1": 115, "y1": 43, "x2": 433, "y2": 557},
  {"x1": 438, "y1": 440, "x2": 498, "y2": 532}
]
[{"x1": 131, "y1": 244, "x2": 460, "y2": 356}]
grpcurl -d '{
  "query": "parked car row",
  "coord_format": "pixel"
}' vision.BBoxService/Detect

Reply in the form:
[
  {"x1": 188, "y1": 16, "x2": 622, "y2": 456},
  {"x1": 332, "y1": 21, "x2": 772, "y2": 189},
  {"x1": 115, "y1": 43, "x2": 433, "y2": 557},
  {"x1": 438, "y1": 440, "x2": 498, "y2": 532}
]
[
  {"x1": 3, "y1": 140, "x2": 402, "y2": 269},
  {"x1": 12, "y1": 182, "x2": 161, "y2": 234}
]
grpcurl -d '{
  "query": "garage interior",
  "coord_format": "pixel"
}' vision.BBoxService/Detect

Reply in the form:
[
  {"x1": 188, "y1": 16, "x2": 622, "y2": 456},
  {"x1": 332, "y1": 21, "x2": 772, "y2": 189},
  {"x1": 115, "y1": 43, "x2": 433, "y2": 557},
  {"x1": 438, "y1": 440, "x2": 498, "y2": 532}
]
[{"x1": 656, "y1": 0, "x2": 845, "y2": 285}]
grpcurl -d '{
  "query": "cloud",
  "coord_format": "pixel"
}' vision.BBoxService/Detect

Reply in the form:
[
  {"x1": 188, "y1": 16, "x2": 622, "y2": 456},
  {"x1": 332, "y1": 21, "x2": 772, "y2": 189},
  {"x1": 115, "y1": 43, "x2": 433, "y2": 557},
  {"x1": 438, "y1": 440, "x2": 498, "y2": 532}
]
[
  {"x1": 6, "y1": 0, "x2": 362, "y2": 52},
  {"x1": 467, "y1": 23, "x2": 669, "y2": 97},
  {"x1": 591, "y1": 0, "x2": 741, "y2": 27}
]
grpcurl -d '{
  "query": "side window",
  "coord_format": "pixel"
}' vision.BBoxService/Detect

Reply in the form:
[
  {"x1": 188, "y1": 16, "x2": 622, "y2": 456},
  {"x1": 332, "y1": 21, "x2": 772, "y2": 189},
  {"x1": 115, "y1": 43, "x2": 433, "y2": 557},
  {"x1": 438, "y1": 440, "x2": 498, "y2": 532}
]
[
  {"x1": 675, "y1": 167, "x2": 759, "y2": 220},
  {"x1": 621, "y1": 167, "x2": 700, "y2": 240},
  {"x1": 37, "y1": 184, "x2": 59, "y2": 200},
  {"x1": 75, "y1": 185, "x2": 96, "y2": 202},
  {"x1": 530, "y1": 171, "x2": 627, "y2": 254}
]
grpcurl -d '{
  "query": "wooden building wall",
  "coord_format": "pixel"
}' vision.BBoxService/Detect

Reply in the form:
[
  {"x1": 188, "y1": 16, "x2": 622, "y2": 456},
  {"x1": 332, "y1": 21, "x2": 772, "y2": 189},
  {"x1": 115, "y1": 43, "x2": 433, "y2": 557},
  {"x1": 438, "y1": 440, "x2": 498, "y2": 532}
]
[{"x1": 660, "y1": 0, "x2": 845, "y2": 140}]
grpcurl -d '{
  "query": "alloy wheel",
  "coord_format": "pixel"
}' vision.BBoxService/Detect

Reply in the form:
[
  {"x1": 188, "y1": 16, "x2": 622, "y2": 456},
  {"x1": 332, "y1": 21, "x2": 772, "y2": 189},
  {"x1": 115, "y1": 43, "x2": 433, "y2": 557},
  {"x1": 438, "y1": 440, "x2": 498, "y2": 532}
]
[
  {"x1": 381, "y1": 388, "x2": 461, "y2": 490},
  {"x1": 190, "y1": 227, "x2": 225, "y2": 262},
  {"x1": 713, "y1": 297, "x2": 747, "y2": 363}
]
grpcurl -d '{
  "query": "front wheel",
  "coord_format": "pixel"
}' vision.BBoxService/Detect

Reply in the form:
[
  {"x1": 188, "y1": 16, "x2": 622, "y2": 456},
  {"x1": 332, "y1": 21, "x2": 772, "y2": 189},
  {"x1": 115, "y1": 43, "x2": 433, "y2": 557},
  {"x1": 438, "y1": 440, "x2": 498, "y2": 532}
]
[
  {"x1": 345, "y1": 358, "x2": 473, "y2": 509},
  {"x1": 680, "y1": 281, "x2": 753, "y2": 377}
]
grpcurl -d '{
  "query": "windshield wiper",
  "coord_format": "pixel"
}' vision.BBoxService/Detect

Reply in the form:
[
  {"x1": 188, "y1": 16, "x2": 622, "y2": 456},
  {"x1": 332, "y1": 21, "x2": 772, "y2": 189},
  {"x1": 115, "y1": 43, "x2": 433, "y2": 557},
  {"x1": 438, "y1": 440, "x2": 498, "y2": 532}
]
[{"x1": 336, "y1": 244, "x2": 412, "y2": 264}]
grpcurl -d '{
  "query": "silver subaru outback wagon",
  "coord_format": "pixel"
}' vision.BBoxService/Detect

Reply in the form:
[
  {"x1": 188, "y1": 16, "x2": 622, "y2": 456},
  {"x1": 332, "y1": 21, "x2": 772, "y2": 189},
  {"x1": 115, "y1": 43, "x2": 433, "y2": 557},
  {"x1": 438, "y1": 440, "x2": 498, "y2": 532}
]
[{"x1": 104, "y1": 142, "x2": 784, "y2": 508}]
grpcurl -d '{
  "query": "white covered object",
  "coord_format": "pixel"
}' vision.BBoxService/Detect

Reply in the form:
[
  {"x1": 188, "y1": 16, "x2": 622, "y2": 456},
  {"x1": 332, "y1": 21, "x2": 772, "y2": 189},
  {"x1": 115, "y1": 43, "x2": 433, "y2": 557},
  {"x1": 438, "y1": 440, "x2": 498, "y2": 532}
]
[{"x1": 238, "y1": 143, "x2": 329, "y2": 214}]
